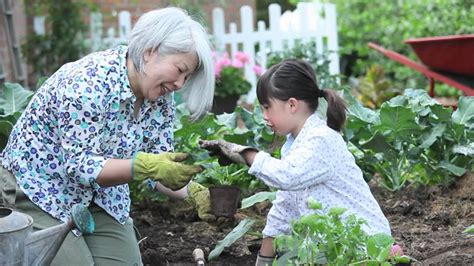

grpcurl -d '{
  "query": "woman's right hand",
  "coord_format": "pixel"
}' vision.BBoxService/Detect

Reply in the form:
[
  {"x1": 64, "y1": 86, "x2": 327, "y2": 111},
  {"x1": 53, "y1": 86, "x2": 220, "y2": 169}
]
[{"x1": 132, "y1": 152, "x2": 203, "y2": 190}]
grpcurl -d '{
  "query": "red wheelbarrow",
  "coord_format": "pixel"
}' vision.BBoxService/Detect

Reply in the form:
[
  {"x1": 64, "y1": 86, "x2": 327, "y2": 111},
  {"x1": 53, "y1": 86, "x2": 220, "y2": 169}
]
[{"x1": 368, "y1": 34, "x2": 474, "y2": 99}]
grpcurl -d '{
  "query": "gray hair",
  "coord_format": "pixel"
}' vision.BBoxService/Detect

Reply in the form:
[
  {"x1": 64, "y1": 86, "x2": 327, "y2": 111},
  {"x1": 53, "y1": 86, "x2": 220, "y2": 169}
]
[{"x1": 128, "y1": 7, "x2": 214, "y2": 118}]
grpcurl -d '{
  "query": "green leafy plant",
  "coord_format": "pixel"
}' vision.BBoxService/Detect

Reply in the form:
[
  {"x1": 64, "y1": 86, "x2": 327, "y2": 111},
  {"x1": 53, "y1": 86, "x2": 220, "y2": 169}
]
[
  {"x1": 274, "y1": 198, "x2": 411, "y2": 265},
  {"x1": 266, "y1": 41, "x2": 342, "y2": 91},
  {"x1": 330, "y1": 0, "x2": 474, "y2": 94},
  {"x1": 22, "y1": 0, "x2": 89, "y2": 81},
  {"x1": 0, "y1": 83, "x2": 35, "y2": 152},
  {"x1": 354, "y1": 65, "x2": 402, "y2": 109},
  {"x1": 194, "y1": 163, "x2": 265, "y2": 194},
  {"x1": 344, "y1": 88, "x2": 474, "y2": 190}
]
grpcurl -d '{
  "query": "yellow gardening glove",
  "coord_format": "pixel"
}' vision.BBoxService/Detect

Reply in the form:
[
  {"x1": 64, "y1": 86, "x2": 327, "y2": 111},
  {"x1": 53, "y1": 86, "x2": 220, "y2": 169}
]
[
  {"x1": 186, "y1": 182, "x2": 215, "y2": 221},
  {"x1": 132, "y1": 152, "x2": 203, "y2": 190}
]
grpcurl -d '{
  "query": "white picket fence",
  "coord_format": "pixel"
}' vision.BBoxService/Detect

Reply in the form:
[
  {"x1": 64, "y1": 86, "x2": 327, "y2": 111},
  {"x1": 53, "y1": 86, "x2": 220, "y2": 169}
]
[
  {"x1": 213, "y1": 2, "x2": 339, "y2": 102},
  {"x1": 34, "y1": 2, "x2": 339, "y2": 102}
]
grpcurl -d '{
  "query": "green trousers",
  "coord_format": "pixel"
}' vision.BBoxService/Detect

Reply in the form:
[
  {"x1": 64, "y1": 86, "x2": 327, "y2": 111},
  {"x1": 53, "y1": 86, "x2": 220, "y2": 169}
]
[{"x1": 0, "y1": 167, "x2": 143, "y2": 265}]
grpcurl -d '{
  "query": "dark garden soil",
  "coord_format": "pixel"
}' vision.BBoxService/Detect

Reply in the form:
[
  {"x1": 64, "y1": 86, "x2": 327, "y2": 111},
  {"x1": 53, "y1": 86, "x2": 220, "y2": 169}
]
[{"x1": 132, "y1": 172, "x2": 474, "y2": 266}]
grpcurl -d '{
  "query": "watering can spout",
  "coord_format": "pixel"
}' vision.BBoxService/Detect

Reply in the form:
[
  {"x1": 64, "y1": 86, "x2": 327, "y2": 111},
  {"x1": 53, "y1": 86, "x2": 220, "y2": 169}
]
[
  {"x1": 24, "y1": 204, "x2": 95, "y2": 265},
  {"x1": 25, "y1": 220, "x2": 73, "y2": 265}
]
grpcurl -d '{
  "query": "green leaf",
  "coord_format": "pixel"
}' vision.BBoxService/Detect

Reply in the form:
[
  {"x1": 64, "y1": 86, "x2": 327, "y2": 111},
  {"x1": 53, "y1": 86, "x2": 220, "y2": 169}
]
[
  {"x1": 360, "y1": 132, "x2": 392, "y2": 154},
  {"x1": 216, "y1": 112, "x2": 238, "y2": 128},
  {"x1": 439, "y1": 161, "x2": 467, "y2": 177},
  {"x1": 367, "y1": 242, "x2": 378, "y2": 259},
  {"x1": 373, "y1": 104, "x2": 421, "y2": 140},
  {"x1": 0, "y1": 120, "x2": 14, "y2": 136},
  {"x1": 429, "y1": 104, "x2": 452, "y2": 123},
  {"x1": 1, "y1": 83, "x2": 34, "y2": 115},
  {"x1": 419, "y1": 124, "x2": 446, "y2": 149},
  {"x1": 208, "y1": 219, "x2": 255, "y2": 260},
  {"x1": 224, "y1": 131, "x2": 254, "y2": 146},
  {"x1": 452, "y1": 97, "x2": 474, "y2": 128},
  {"x1": 175, "y1": 114, "x2": 221, "y2": 140},
  {"x1": 36, "y1": 76, "x2": 49, "y2": 89},
  {"x1": 376, "y1": 245, "x2": 392, "y2": 262},
  {"x1": 235, "y1": 106, "x2": 254, "y2": 129},
  {"x1": 366, "y1": 233, "x2": 394, "y2": 259},
  {"x1": 346, "y1": 96, "x2": 378, "y2": 125},
  {"x1": 241, "y1": 191, "x2": 276, "y2": 209},
  {"x1": 453, "y1": 143, "x2": 474, "y2": 156},
  {"x1": 307, "y1": 197, "x2": 323, "y2": 210},
  {"x1": 399, "y1": 88, "x2": 438, "y2": 115},
  {"x1": 463, "y1": 224, "x2": 474, "y2": 234},
  {"x1": 395, "y1": 255, "x2": 412, "y2": 263},
  {"x1": 276, "y1": 249, "x2": 299, "y2": 266},
  {"x1": 328, "y1": 207, "x2": 347, "y2": 216}
]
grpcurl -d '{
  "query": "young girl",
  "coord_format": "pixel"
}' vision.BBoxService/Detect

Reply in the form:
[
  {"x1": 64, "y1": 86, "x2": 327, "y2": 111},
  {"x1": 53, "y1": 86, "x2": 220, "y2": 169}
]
[{"x1": 200, "y1": 58, "x2": 391, "y2": 265}]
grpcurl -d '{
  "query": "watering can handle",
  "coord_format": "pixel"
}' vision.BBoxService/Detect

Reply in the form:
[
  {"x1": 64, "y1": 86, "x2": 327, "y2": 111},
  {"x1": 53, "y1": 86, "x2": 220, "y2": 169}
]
[{"x1": 71, "y1": 204, "x2": 95, "y2": 234}]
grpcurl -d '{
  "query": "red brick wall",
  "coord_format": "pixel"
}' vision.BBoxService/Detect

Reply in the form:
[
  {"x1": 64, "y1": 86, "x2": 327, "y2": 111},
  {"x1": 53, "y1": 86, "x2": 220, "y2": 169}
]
[
  {"x1": 88, "y1": 0, "x2": 256, "y2": 37},
  {"x1": 1, "y1": 0, "x2": 256, "y2": 85}
]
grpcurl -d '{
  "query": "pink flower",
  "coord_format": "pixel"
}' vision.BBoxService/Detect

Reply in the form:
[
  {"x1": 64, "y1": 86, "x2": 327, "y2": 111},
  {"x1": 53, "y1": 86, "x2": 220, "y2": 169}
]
[
  {"x1": 217, "y1": 57, "x2": 231, "y2": 68},
  {"x1": 253, "y1": 64, "x2": 263, "y2": 76},
  {"x1": 390, "y1": 244, "x2": 404, "y2": 257},
  {"x1": 211, "y1": 50, "x2": 260, "y2": 81},
  {"x1": 234, "y1": 51, "x2": 250, "y2": 64},
  {"x1": 214, "y1": 65, "x2": 223, "y2": 77},
  {"x1": 232, "y1": 60, "x2": 244, "y2": 69}
]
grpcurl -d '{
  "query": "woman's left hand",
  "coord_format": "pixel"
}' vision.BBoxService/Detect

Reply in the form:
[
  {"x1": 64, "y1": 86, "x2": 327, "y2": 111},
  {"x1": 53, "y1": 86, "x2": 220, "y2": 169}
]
[{"x1": 132, "y1": 152, "x2": 203, "y2": 190}]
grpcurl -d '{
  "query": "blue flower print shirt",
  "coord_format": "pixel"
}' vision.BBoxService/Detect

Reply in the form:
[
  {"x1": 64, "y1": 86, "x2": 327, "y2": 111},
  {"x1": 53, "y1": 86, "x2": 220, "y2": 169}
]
[{"x1": 1, "y1": 45, "x2": 175, "y2": 227}]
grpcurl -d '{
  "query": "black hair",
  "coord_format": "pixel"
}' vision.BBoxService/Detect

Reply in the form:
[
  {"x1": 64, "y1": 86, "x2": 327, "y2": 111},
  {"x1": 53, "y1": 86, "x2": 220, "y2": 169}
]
[{"x1": 256, "y1": 58, "x2": 347, "y2": 132}]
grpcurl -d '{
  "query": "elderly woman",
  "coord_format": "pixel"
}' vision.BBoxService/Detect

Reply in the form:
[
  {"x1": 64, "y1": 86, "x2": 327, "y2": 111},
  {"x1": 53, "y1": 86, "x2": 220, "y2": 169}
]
[{"x1": 0, "y1": 7, "x2": 214, "y2": 265}]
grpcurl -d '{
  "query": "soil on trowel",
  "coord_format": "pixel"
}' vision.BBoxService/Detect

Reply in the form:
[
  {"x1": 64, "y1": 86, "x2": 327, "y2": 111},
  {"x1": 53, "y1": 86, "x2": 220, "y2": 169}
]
[{"x1": 132, "y1": 172, "x2": 474, "y2": 265}]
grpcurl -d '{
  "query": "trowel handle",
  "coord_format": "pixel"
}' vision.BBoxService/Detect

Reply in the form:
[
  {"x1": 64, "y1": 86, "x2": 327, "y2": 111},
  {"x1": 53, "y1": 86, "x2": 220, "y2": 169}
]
[
  {"x1": 192, "y1": 248, "x2": 205, "y2": 266},
  {"x1": 71, "y1": 204, "x2": 95, "y2": 234}
]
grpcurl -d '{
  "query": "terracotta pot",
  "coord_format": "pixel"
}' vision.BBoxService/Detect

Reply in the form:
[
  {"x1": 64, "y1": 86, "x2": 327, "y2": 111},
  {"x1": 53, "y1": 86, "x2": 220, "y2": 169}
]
[{"x1": 209, "y1": 185, "x2": 241, "y2": 218}]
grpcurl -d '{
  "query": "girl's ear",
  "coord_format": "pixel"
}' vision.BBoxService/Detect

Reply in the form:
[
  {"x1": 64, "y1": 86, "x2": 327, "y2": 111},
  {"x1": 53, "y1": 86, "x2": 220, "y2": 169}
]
[{"x1": 288, "y1": 98, "x2": 298, "y2": 113}]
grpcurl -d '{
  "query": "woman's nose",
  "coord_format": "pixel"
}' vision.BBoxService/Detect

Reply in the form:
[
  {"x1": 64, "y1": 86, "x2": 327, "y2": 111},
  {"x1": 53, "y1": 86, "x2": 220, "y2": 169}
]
[{"x1": 174, "y1": 75, "x2": 186, "y2": 89}]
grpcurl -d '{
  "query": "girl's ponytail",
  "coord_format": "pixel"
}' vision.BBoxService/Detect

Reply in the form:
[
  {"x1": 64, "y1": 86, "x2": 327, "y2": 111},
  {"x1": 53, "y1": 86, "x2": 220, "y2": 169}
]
[{"x1": 321, "y1": 89, "x2": 347, "y2": 132}]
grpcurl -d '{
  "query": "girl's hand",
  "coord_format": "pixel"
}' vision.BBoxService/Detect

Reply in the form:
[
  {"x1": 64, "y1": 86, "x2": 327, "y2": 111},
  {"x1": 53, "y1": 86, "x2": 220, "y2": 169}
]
[{"x1": 199, "y1": 140, "x2": 257, "y2": 165}]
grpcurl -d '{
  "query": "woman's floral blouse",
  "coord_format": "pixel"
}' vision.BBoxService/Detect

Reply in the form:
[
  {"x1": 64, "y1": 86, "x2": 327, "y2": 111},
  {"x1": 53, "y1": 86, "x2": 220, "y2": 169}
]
[{"x1": 1, "y1": 45, "x2": 175, "y2": 226}]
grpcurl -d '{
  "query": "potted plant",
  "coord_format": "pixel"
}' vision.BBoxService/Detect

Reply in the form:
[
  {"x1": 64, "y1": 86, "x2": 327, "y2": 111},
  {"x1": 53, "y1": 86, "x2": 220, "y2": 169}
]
[
  {"x1": 170, "y1": 104, "x2": 276, "y2": 218},
  {"x1": 212, "y1": 51, "x2": 256, "y2": 114},
  {"x1": 194, "y1": 163, "x2": 264, "y2": 218}
]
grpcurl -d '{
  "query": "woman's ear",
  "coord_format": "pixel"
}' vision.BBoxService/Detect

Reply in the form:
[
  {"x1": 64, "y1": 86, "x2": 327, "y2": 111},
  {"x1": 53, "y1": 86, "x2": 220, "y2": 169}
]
[{"x1": 144, "y1": 49, "x2": 154, "y2": 63}]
